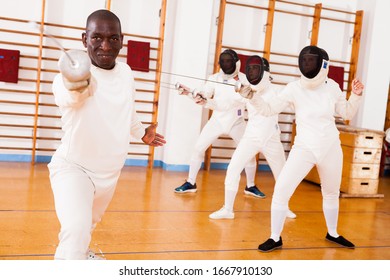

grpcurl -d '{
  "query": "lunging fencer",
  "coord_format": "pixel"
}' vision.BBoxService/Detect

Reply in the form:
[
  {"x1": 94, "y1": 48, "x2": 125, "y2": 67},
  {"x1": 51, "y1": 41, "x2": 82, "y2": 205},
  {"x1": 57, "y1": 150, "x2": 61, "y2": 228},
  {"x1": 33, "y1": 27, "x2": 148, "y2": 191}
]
[
  {"x1": 48, "y1": 9, "x2": 166, "y2": 260},
  {"x1": 238, "y1": 45, "x2": 364, "y2": 252},
  {"x1": 174, "y1": 49, "x2": 262, "y2": 198},
  {"x1": 208, "y1": 56, "x2": 296, "y2": 219}
]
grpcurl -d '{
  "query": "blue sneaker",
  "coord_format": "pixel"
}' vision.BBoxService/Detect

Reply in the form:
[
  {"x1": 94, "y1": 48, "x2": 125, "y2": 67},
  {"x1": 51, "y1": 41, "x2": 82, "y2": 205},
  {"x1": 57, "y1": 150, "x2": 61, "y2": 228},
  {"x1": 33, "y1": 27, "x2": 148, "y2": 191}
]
[
  {"x1": 174, "y1": 181, "x2": 197, "y2": 193},
  {"x1": 244, "y1": 185, "x2": 266, "y2": 198}
]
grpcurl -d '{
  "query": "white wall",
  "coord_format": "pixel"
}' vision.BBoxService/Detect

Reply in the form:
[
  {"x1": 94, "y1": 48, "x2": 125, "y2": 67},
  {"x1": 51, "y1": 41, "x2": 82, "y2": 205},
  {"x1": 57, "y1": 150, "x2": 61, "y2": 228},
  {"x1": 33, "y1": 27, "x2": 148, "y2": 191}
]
[
  {"x1": 354, "y1": 0, "x2": 390, "y2": 130},
  {"x1": 157, "y1": 0, "x2": 215, "y2": 169}
]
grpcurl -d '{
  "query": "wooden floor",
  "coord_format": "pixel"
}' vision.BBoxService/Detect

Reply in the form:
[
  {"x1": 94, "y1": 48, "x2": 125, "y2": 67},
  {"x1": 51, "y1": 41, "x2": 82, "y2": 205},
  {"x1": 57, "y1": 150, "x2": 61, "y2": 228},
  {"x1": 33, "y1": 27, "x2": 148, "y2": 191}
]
[{"x1": 0, "y1": 161, "x2": 389, "y2": 260}]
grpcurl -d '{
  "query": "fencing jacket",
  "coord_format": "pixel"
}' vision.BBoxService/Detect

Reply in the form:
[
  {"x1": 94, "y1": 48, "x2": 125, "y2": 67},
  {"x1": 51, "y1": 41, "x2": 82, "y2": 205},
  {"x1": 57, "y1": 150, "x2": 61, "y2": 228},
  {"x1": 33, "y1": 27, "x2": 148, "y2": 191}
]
[
  {"x1": 250, "y1": 78, "x2": 362, "y2": 162},
  {"x1": 207, "y1": 83, "x2": 280, "y2": 146},
  {"x1": 244, "y1": 85, "x2": 280, "y2": 146},
  {"x1": 203, "y1": 71, "x2": 247, "y2": 133},
  {"x1": 52, "y1": 62, "x2": 145, "y2": 173}
]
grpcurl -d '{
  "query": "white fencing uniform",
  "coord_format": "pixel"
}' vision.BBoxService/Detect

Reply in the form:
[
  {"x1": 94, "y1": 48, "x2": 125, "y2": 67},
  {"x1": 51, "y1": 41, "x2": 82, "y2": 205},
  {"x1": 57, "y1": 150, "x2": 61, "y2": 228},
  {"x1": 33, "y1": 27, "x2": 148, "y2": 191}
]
[
  {"x1": 186, "y1": 71, "x2": 257, "y2": 187},
  {"x1": 251, "y1": 78, "x2": 362, "y2": 240},
  {"x1": 222, "y1": 85, "x2": 285, "y2": 211},
  {"x1": 49, "y1": 62, "x2": 145, "y2": 259}
]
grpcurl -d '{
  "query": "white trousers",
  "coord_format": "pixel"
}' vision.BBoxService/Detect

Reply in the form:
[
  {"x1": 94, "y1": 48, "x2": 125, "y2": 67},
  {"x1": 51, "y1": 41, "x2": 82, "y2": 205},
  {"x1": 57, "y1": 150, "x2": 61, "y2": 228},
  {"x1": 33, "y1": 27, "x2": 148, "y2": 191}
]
[
  {"x1": 224, "y1": 132, "x2": 286, "y2": 211},
  {"x1": 270, "y1": 140, "x2": 342, "y2": 240},
  {"x1": 187, "y1": 118, "x2": 257, "y2": 186},
  {"x1": 48, "y1": 157, "x2": 120, "y2": 259}
]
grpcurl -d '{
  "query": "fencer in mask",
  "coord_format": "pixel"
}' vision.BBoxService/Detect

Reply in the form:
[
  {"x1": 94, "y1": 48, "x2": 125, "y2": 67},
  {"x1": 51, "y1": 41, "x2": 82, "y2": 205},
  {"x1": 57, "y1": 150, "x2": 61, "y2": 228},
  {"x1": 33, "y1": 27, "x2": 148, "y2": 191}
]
[
  {"x1": 174, "y1": 49, "x2": 260, "y2": 198},
  {"x1": 239, "y1": 55, "x2": 271, "y2": 99},
  {"x1": 299, "y1": 45, "x2": 330, "y2": 89},
  {"x1": 209, "y1": 55, "x2": 296, "y2": 220},
  {"x1": 219, "y1": 48, "x2": 241, "y2": 81},
  {"x1": 239, "y1": 45, "x2": 364, "y2": 252}
]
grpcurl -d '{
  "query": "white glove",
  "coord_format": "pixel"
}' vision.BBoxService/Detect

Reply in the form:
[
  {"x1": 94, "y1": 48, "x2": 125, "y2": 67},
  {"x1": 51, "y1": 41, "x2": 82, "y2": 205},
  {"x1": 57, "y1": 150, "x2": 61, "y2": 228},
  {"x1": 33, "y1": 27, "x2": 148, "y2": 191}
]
[{"x1": 239, "y1": 84, "x2": 254, "y2": 99}]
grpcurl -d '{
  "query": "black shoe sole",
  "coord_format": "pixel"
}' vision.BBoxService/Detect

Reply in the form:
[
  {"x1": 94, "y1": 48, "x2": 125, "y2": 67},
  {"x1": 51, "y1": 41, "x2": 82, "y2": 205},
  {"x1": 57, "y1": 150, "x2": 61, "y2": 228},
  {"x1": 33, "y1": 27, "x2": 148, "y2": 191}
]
[
  {"x1": 258, "y1": 245, "x2": 282, "y2": 253},
  {"x1": 325, "y1": 237, "x2": 355, "y2": 249}
]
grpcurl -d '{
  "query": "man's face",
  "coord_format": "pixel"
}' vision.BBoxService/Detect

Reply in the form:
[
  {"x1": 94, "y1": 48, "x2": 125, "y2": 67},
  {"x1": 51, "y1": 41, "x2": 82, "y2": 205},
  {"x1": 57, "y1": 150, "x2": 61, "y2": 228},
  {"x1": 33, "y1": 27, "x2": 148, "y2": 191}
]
[
  {"x1": 219, "y1": 53, "x2": 235, "y2": 74},
  {"x1": 301, "y1": 54, "x2": 318, "y2": 78},
  {"x1": 82, "y1": 18, "x2": 123, "y2": 70},
  {"x1": 247, "y1": 64, "x2": 261, "y2": 83}
]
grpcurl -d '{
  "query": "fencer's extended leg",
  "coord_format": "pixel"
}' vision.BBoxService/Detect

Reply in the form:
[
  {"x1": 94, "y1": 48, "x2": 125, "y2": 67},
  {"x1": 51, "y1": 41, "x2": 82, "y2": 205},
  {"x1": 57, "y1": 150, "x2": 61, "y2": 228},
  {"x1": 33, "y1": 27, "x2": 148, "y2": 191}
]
[
  {"x1": 91, "y1": 187, "x2": 116, "y2": 229},
  {"x1": 261, "y1": 133, "x2": 296, "y2": 218},
  {"x1": 316, "y1": 141, "x2": 343, "y2": 237},
  {"x1": 87, "y1": 172, "x2": 119, "y2": 259},
  {"x1": 270, "y1": 147, "x2": 315, "y2": 241},
  {"x1": 229, "y1": 121, "x2": 257, "y2": 188},
  {"x1": 90, "y1": 171, "x2": 120, "y2": 229},
  {"x1": 317, "y1": 142, "x2": 354, "y2": 248},
  {"x1": 224, "y1": 138, "x2": 260, "y2": 211},
  {"x1": 49, "y1": 159, "x2": 95, "y2": 260},
  {"x1": 187, "y1": 120, "x2": 223, "y2": 184}
]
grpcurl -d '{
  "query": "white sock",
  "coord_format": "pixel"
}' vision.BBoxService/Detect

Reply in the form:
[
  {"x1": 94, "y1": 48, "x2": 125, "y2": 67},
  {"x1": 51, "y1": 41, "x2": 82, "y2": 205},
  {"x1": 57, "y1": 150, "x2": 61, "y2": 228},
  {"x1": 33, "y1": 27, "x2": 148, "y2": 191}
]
[
  {"x1": 224, "y1": 189, "x2": 237, "y2": 212},
  {"x1": 270, "y1": 202, "x2": 288, "y2": 242},
  {"x1": 244, "y1": 164, "x2": 256, "y2": 187},
  {"x1": 323, "y1": 199, "x2": 339, "y2": 237},
  {"x1": 187, "y1": 159, "x2": 202, "y2": 185}
]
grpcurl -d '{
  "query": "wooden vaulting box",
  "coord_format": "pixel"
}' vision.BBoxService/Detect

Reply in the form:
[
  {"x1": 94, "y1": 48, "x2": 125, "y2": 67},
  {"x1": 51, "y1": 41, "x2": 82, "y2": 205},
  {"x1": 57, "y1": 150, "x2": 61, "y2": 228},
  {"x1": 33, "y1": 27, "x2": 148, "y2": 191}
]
[{"x1": 300, "y1": 125, "x2": 385, "y2": 197}]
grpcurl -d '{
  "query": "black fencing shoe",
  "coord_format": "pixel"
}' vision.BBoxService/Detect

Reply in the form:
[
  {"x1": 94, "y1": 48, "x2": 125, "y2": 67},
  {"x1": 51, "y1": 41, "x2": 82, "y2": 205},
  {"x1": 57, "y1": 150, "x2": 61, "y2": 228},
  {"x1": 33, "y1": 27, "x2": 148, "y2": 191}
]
[
  {"x1": 174, "y1": 181, "x2": 197, "y2": 193},
  {"x1": 326, "y1": 233, "x2": 355, "y2": 248},
  {"x1": 258, "y1": 237, "x2": 283, "y2": 252}
]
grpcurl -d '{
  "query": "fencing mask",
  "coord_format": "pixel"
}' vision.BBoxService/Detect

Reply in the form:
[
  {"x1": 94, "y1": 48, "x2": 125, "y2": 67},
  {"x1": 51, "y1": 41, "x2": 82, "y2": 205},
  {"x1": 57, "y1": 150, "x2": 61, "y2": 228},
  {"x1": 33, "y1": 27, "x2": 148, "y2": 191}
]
[
  {"x1": 245, "y1": 55, "x2": 271, "y2": 92},
  {"x1": 219, "y1": 49, "x2": 241, "y2": 80},
  {"x1": 299, "y1": 45, "x2": 329, "y2": 89}
]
